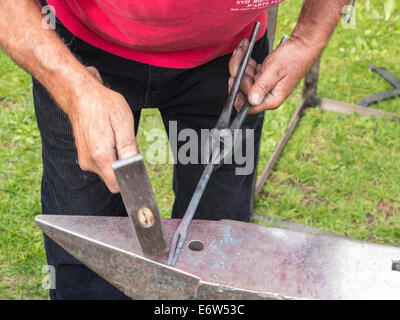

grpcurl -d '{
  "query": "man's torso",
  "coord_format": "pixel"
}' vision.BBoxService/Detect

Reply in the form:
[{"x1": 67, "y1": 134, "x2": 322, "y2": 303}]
[{"x1": 47, "y1": 0, "x2": 284, "y2": 68}]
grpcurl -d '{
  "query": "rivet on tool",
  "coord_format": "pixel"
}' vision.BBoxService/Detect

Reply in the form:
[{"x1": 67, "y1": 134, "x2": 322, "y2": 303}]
[
  {"x1": 137, "y1": 207, "x2": 155, "y2": 228},
  {"x1": 188, "y1": 240, "x2": 204, "y2": 251}
]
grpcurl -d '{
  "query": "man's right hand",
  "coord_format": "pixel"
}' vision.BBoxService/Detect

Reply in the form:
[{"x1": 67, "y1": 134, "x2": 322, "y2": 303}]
[
  {"x1": 0, "y1": 1, "x2": 139, "y2": 194},
  {"x1": 68, "y1": 79, "x2": 138, "y2": 193}
]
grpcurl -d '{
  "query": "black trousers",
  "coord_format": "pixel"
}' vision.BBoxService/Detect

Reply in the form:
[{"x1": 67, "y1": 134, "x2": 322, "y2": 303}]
[{"x1": 33, "y1": 21, "x2": 269, "y2": 299}]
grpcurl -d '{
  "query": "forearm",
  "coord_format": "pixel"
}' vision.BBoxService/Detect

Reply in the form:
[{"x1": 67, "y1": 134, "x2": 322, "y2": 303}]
[
  {"x1": 0, "y1": 0, "x2": 99, "y2": 116},
  {"x1": 291, "y1": 0, "x2": 349, "y2": 54}
]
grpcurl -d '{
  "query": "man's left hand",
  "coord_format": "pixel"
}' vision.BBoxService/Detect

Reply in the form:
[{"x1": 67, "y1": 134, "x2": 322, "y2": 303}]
[
  {"x1": 228, "y1": 0, "x2": 349, "y2": 113},
  {"x1": 228, "y1": 37, "x2": 317, "y2": 114}
]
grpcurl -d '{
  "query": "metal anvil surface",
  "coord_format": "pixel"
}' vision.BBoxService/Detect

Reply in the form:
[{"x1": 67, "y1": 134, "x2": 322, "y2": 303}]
[{"x1": 35, "y1": 215, "x2": 400, "y2": 299}]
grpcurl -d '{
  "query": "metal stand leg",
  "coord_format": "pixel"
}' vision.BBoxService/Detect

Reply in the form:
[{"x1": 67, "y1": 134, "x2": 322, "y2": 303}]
[
  {"x1": 254, "y1": 57, "x2": 321, "y2": 197},
  {"x1": 266, "y1": 5, "x2": 279, "y2": 53},
  {"x1": 251, "y1": 4, "x2": 400, "y2": 228},
  {"x1": 250, "y1": 5, "x2": 279, "y2": 211},
  {"x1": 252, "y1": 60, "x2": 400, "y2": 224}
]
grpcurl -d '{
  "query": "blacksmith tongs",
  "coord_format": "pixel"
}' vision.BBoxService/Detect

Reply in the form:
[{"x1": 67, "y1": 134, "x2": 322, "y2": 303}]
[{"x1": 168, "y1": 21, "x2": 262, "y2": 266}]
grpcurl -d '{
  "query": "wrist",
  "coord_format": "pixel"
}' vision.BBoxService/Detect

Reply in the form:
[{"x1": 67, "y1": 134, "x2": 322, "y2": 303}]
[
  {"x1": 43, "y1": 61, "x2": 102, "y2": 118},
  {"x1": 63, "y1": 74, "x2": 103, "y2": 118},
  {"x1": 21, "y1": 35, "x2": 101, "y2": 117},
  {"x1": 288, "y1": 0, "x2": 346, "y2": 59},
  {"x1": 289, "y1": 26, "x2": 329, "y2": 54}
]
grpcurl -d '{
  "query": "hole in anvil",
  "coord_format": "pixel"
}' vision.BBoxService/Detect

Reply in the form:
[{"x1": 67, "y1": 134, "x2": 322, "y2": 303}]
[{"x1": 188, "y1": 240, "x2": 204, "y2": 251}]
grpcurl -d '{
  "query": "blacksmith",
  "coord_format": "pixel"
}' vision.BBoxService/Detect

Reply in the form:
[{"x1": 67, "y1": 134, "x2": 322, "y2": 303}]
[{"x1": 0, "y1": 0, "x2": 349, "y2": 299}]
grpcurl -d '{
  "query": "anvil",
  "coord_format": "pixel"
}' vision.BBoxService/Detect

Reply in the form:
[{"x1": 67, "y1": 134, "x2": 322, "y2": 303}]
[{"x1": 35, "y1": 215, "x2": 400, "y2": 299}]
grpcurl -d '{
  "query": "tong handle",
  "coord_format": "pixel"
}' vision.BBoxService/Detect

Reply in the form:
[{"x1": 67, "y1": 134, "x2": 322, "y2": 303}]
[
  {"x1": 215, "y1": 22, "x2": 261, "y2": 130},
  {"x1": 229, "y1": 101, "x2": 251, "y2": 130},
  {"x1": 229, "y1": 35, "x2": 290, "y2": 131}
]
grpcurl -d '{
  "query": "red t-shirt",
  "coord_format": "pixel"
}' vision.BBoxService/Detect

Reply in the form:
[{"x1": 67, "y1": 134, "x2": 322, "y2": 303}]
[{"x1": 47, "y1": 0, "x2": 283, "y2": 68}]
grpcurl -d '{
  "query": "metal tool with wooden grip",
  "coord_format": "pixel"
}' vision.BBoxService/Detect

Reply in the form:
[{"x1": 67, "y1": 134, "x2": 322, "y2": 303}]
[{"x1": 112, "y1": 154, "x2": 169, "y2": 256}]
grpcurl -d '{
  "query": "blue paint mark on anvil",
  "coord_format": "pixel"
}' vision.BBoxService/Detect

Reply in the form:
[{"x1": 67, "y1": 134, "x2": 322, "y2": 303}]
[
  {"x1": 208, "y1": 225, "x2": 244, "y2": 274},
  {"x1": 223, "y1": 225, "x2": 234, "y2": 243}
]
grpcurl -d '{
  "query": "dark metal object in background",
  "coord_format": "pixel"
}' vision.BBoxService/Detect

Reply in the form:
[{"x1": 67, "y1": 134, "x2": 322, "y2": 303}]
[
  {"x1": 302, "y1": 56, "x2": 321, "y2": 107},
  {"x1": 112, "y1": 154, "x2": 169, "y2": 256},
  {"x1": 358, "y1": 64, "x2": 400, "y2": 107},
  {"x1": 252, "y1": 5, "x2": 400, "y2": 204},
  {"x1": 255, "y1": 57, "x2": 321, "y2": 195},
  {"x1": 249, "y1": 6, "x2": 282, "y2": 211},
  {"x1": 36, "y1": 214, "x2": 400, "y2": 299},
  {"x1": 317, "y1": 97, "x2": 400, "y2": 120},
  {"x1": 254, "y1": 58, "x2": 400, "y2": 199},
  {"x1": 168, "y1": 22, "x2": 262, "y2": 267},
  {"x1": 266, "y1": 5, "x2": 279, "y2": 53}
]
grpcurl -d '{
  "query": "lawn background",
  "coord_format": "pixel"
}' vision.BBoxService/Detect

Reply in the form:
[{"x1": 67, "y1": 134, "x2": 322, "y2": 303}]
[{"x1": 0, "y1": 0, "x2": 399, "y2": 299}]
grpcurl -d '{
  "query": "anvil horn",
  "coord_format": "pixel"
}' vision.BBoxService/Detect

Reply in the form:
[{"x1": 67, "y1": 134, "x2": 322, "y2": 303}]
[{"x1": 35, "y1": 215, "x2": 400, "y2": 299}]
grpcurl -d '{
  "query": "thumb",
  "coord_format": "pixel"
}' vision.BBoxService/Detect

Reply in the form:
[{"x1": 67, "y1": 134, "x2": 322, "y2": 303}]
[
  {"x1": 248, "y1": 66, "x2": 282, "y2": 106},
  {"x1": 111, "y1": 111, "x2": 139, "y2": 159}
]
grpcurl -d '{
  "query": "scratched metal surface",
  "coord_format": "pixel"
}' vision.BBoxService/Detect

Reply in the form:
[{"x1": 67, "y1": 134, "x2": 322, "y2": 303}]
[{"x1": 35, "y1": 215, "x2": 400, "y2": 299}]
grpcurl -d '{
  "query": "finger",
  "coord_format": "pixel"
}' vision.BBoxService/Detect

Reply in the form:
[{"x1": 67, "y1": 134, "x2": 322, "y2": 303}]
[
  {"x1": 248, "y1": 58, "x2": 257, "y2": 69},
  {"x1": 248, "y1": 63, "x2": 284, "y2": 106},
  {"x1": 248, "y1": 79, "x2": 287, "y2": 114},
  {"x1": 77, "y1": 156, "x2": 93, "y2": 173},
  {"x1": 230, "y1": 56, "x2": 256, "y2": 79},
  {"x1": 88, "y1": 142, "x2": 120, "y2": 193},
  {"x1": 110, "y1": 107, "x2": 139, "y2": 159},
  {"x1": 96, "y1": 161, "x2": 120, "y2": 193},
  {"x1": 228, "y1": 38, "x2": 249, "y2": 77},
  {"x1": 229, "y1": 73, "x2": 255, "y2": 95},
  {"x1": 245, "y1": 59, "x2": 257, "y2": 78},
  {"x1": 239, "y1": 73, "x2": 255, "y2": 96},
  {"x1": 254, "y1": 64, "x2": 262, "y2": 82},
  {"x1": 228, "y1": 77, "x2": 234, "y2": 92},
  {"x1": 234, "y1": 92, "x2": 246, "y2": 112}
]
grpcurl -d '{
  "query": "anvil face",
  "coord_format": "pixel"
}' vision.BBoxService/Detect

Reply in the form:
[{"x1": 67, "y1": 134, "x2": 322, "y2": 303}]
[{"x1": 35, "y1": 215, "x2": 400, "y2": 299}]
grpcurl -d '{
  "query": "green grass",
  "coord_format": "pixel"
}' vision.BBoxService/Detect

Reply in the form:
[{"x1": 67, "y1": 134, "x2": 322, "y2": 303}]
[
  {"x1": 254, "y1": 0, "x2": 400, "y2": 245},
  {"x1": 0, "y1": 53, "x2": 45, "y2": 299},
  {"x1": 1, "y1": 0, "x2": 400, "y2": 299}
]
